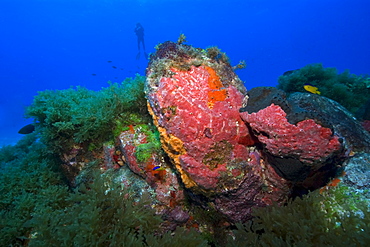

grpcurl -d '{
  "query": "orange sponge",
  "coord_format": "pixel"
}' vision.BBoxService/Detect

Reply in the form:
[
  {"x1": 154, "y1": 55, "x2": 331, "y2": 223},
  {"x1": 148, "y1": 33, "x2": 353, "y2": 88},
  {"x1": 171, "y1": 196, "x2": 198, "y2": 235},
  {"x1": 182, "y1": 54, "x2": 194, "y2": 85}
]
[{"x1": 205, "y1": 66, "x2": 227, "y2": 108}]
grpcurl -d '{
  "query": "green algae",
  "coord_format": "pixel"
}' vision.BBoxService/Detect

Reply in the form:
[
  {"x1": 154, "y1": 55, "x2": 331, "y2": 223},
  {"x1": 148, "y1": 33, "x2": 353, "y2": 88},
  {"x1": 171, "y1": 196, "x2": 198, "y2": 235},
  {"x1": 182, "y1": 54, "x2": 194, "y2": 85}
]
[
  {"x1": 134, "y1": 124, "x2": 162, "y2": 163},
  {"x1": 26, "y1": 74, "x2": 149, "y2": 154},
  {"x1": 0, "y1": 134, "x2": 70, "y2": 246},
  {"x1": 278, "y1": 63, "x2": 370, "y2": 114}
]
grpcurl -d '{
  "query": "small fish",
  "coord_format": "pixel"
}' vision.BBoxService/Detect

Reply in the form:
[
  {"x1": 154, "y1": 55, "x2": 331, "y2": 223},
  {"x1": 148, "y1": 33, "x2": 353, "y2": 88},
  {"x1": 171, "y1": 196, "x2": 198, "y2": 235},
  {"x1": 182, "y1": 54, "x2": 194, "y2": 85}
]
[
  {"x1": 18, "y1": 123, "x2": 35, "y2": 134},
  {"x1": 319, "y1": 171, "x2": 346, "y2": 194},
  {"x1": 328, "y1": 178, "x2": 341, "y2": 187},
  {"x1": 107, "y1": 61, "x2": 112, "y2": 63},
  {"x1": 152, "y1": 166, "x2": 166, "y2": 171},
  {"x1": 128, "y1": 125, "x2": 135, "y2": 134},
  {"x1": 91, "y1": 73, "x2": 97, "y2": 76},
  {"x1": 283, "y1": 69, "x2": 299, "y2": 76},
  {"x1": 304, "y1": 84, "x2": 321, "y2": 95},
  {"x1": 112, "y1": 66, "x2": 117, "y2": 69}
]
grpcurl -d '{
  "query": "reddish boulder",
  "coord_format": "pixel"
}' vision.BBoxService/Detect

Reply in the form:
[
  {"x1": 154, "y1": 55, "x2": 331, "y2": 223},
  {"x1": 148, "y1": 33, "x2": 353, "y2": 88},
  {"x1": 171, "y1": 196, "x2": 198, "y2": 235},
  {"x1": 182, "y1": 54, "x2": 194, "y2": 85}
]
[
  {"x1": 145, "y1": 41, "x2": 291, "y2": 222},
  {"x1": 147, "y1": 65, "x2": 254, "y2": 193}
]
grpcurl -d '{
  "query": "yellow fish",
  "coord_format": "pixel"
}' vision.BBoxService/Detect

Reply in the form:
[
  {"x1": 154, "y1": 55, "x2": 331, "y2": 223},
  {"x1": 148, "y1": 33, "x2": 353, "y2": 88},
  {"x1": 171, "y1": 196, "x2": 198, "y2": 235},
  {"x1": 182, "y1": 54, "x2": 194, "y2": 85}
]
[{"x1": 304, "y1": 84, "x2": 321, "y2": 95}]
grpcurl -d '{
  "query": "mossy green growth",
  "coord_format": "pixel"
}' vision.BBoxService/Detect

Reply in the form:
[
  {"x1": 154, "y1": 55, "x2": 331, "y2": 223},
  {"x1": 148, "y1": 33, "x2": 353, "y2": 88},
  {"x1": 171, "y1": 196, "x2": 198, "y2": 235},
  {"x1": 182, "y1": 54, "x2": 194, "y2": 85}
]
[
  {"x1": 225, "y1": 185, "x2": 370, "y2": 246},
  {"x1": 134, "y1": 124, "x2": 162, "y2": 163},
  {"x1": 112, "y1": 113, "x2": 148, "y2": 138},
  {"x1": 277, "y1": 63, "x2": 370, "y2": 114},
  {"x1": 26, "y1": 74, "x2": 150, "y2": 154}
]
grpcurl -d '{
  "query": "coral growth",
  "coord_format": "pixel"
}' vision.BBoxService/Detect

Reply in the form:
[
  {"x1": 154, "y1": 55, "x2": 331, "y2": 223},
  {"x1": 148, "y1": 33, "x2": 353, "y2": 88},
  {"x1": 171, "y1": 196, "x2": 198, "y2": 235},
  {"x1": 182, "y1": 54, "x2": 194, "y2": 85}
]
[{"x1": 118, "y1": 123, "x2": 185, "y2": 209}]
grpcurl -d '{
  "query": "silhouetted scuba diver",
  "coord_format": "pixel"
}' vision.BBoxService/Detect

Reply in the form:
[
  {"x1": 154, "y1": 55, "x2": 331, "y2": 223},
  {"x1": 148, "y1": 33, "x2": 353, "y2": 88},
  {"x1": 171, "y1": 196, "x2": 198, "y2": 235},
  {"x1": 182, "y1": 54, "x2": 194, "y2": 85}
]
[{"x1": 135, "y1": 23, "x2": 148, "y2": 60}]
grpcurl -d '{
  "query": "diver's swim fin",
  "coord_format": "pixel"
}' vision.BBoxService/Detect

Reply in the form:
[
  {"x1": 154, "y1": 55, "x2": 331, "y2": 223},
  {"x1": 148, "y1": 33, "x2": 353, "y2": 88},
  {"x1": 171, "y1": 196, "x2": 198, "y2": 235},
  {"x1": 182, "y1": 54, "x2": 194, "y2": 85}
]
[
  {"x1": 136, "y1": 51, "x2": 141, "y2": 60},
  {"x1": 144, "y1": 52, "x2": 149, "y2": 60}
]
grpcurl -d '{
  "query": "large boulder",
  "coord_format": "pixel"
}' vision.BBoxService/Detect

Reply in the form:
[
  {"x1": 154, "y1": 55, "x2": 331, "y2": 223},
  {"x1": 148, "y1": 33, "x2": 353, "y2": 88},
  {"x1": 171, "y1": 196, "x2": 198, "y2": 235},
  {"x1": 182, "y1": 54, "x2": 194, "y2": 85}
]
[{"x1": 145, "y1": 41, "x2": 290, "y2": 222}]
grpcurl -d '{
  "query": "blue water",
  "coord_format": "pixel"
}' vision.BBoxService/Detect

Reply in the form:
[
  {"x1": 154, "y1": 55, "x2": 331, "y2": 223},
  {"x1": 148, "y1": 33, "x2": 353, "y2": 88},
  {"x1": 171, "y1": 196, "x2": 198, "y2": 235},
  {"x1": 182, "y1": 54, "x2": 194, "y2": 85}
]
[{"x1": 1, "y1": 0, "x2": 369, "y2": 146}]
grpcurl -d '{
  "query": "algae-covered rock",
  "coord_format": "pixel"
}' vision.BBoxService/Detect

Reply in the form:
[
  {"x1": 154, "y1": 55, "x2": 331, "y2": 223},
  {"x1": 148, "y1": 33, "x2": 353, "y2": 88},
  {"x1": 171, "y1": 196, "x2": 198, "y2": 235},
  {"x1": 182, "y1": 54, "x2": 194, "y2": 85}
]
[{"x1": 3, "y1": 40, "x2": 370, "y2": 246}]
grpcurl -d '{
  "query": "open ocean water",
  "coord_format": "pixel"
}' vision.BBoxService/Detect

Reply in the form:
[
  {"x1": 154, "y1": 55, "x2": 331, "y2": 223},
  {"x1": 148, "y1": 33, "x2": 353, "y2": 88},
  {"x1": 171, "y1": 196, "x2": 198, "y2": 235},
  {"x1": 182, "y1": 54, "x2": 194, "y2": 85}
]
[{"x1": 0, "y1": 0, "x2": 369, "y2": 147}]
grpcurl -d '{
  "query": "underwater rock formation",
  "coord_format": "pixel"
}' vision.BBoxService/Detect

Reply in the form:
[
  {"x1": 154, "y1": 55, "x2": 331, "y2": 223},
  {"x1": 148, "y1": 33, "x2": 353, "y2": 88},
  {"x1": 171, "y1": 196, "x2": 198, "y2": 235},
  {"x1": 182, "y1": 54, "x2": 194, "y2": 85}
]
[
  {"x1": 240, "y1": 104, "x2": 343, "y2": 186},
  {"x1": 12, "y1": 42, "x2": 369, "y2": 246},
  {"x1": 240, "y1": 87, "x2": 370, "y2": 192},
  {"x1": 145, "y1": 41, "x2": 291, "y2": 222},
  {"x1": 241, "y1": 87, "x2": 370, "y2": 153}
]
